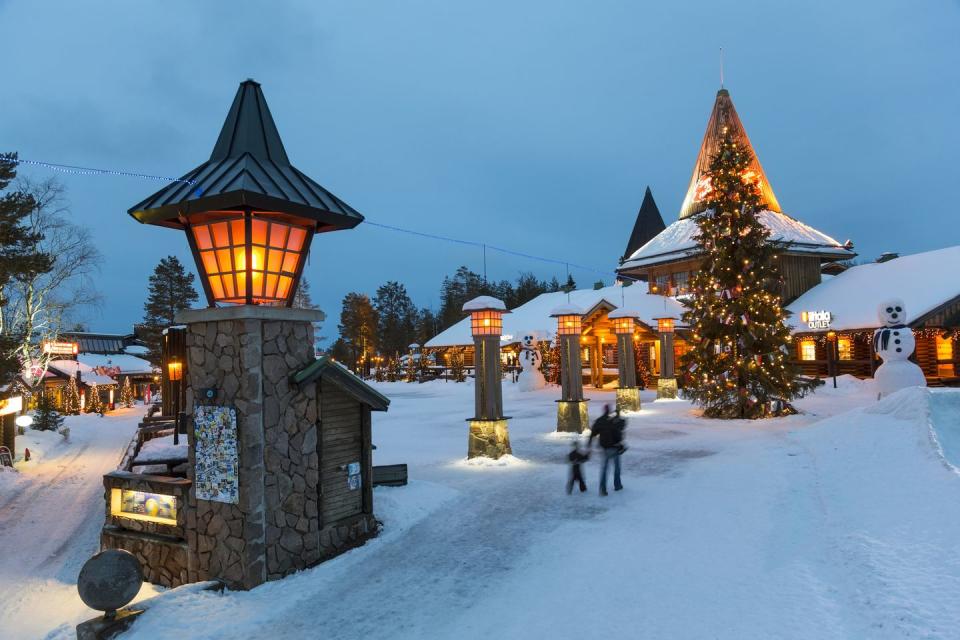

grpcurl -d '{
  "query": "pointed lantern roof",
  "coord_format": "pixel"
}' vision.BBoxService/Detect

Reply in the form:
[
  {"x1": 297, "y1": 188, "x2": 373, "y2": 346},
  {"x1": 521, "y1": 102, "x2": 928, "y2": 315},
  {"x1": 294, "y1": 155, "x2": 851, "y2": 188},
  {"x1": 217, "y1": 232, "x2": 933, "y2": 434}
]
[
  {"x1": 128, "y1": 79, "x2": 363, "y2": 231},
  {"x1": 677, "y1": 88, "x2": 781, "y2": 220},
  {"x1": 622, "y1": 186, "x2": 666, "y2": 262}
]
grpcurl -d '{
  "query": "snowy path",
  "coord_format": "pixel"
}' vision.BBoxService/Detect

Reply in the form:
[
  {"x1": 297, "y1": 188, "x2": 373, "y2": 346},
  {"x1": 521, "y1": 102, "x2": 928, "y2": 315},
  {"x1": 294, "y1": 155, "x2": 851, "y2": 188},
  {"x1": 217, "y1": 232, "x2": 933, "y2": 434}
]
[{"x1": 0, "y1": 409, "x2": 143, "y2": 639}]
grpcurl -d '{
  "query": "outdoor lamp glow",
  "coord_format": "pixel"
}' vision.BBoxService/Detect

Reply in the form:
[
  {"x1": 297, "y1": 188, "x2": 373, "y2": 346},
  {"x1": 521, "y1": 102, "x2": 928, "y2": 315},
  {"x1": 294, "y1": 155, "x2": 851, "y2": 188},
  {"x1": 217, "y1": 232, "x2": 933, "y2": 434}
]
[
  {"x1": 464, "y1": 296, "x2": 509, "y2": 337},
  {"x1": 550, "y1": 303, "x2": 583, "y2": 336},
  {"x1": 656, "y1": 317, "x2": 676, "y2": 334},
  {"x1": 15, "y1": 415, "x2": 33, "y2": 428},
  {"x1": 188, "y1": 213, "x2": 311, "y2": 306},
  {"x1": 167, "y1": 359, "x2": 183, "y2": 381}
]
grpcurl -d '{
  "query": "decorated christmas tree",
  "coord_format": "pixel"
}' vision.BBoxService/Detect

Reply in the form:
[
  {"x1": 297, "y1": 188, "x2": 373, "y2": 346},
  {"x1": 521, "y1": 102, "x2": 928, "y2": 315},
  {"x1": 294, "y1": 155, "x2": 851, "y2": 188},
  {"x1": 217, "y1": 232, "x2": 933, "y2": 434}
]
[
  {"x1": 87, "y1": 382, "x2": 104, "y2": 414},
  {"x1": 119, "y1": 376, "x2": 135, "y2": 408},
  {"x1": 63, "y1": 376, "x2": 81, "y2": 415},
  {"x1": 405, "y1": 349, "x2": 417, "y2": 383},
  {"x1": 681, "y1": 129, "x2": 816, "y2": 418},
  {"x1": 449, "y1": 348, "x2": 466, "y2": 383},
  {"x1": 633, "y1": 342, "x2": 651, "y2": 389},
  {"x1": 34, "y1": 393, "x2": 65, "y2": 432}
]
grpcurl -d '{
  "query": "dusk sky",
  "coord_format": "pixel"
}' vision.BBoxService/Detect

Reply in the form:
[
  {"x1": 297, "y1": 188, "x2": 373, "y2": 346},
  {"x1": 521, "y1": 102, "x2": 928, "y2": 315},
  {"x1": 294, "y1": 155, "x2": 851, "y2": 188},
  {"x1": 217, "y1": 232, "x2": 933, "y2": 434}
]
[{"x1": 2, "y1": 0, "x2": 958, "y2": 339}]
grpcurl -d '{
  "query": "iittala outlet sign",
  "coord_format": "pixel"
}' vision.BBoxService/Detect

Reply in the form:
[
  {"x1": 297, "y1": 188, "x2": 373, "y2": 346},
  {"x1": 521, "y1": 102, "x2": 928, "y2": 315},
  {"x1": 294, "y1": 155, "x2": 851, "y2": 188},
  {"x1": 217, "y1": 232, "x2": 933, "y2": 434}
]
[{"x1": 800, "y1": 310, "x2": 833, "y2": 330}]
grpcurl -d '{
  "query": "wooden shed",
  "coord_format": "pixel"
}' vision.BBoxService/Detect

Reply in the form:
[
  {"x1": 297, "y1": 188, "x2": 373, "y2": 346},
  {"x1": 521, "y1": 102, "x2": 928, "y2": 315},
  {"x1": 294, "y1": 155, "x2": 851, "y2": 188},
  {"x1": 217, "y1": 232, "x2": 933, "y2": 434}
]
[{"x1": 292, "y1": 356, "x2": 390, "y2": 552}]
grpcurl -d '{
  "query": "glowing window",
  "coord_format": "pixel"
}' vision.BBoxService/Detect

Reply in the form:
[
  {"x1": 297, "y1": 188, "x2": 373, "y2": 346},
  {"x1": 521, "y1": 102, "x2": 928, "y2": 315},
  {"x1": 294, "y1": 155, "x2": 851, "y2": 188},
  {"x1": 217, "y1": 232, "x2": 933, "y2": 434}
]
[
  {"x1": 936, "y1": 334, "x2": 955, "y2": 377},
  {"x1": 111, "y1": 488, "x2": 177, "y2": 525},
  {"x1": 799, "y1": 340, "x2": 817, "y2": 361},
  {"x1": 838, "y1": 337, "x2": 853, "y2": 360}
]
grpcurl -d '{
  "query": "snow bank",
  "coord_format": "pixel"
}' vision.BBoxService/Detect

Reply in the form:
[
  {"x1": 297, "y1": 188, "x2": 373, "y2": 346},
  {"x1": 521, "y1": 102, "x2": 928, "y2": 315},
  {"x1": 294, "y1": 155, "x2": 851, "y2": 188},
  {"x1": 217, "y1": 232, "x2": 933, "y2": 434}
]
[{"x1": 135, "y1": 434, "x2": 188, "y2": 463}]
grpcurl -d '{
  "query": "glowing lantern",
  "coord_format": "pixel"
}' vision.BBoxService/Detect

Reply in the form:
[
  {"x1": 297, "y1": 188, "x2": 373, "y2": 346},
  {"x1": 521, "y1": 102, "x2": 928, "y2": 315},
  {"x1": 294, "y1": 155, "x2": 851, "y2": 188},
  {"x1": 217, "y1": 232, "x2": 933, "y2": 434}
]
[
  {"x1": 656, "y1": 317, "x2": 676, "y2": 334},
  {"x1": 167, "y1": 358, "x2": 183, "y2": 382},
  {"x1": 466, "y1": 297, "x2": 508, "y2": 337},
  {"x1": 551, "y1": 305, "x2": 582, "y2": 336}
]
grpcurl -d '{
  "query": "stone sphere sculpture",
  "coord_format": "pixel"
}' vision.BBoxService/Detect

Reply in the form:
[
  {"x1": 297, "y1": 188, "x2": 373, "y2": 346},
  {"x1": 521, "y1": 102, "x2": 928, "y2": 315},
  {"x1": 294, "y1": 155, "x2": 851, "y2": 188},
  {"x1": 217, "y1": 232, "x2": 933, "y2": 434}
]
[{"x1": 77, "y1": 549, "x2": 144, "y2": 617}]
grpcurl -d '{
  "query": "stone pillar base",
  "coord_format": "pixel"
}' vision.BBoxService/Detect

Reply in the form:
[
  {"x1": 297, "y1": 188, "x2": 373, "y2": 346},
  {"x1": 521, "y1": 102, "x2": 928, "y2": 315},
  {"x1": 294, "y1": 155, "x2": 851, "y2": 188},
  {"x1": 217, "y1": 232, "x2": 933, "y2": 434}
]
[
  {"x1": 657, "y1": 378, "x2": 678, "y2": 399},
  {"x1": 556, "y1": 400, "x2": 589, "y2": 433},
  {"x1": 467, "y1": 419, "x2": 512, "y2": 459},
  {"x1": 616, "y1": 388, "x2": 641, "y2": 413}
]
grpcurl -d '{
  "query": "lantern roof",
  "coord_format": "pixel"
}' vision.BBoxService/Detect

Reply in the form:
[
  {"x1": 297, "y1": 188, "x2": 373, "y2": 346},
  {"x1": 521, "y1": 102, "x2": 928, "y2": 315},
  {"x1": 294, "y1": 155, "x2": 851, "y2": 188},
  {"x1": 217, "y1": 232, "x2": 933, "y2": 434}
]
[
  {"x1": 462, "y1": 296, "x2": 508, "y2": 313},
  {"x1": 621, "y1": 187, "x2": 666, "y2": 262},
  {"x1": 549, "y1": 303, "x2": 584, "y2": 317},
  {"x1": 128, "y1": 79, "x2": 364, "y2": 231},
  {"x1": 608, "y1": 308, "x2": 642, "y2": 320},
  {"x1": 678, "y1": 88, "x2": 781, "y2": 220}
]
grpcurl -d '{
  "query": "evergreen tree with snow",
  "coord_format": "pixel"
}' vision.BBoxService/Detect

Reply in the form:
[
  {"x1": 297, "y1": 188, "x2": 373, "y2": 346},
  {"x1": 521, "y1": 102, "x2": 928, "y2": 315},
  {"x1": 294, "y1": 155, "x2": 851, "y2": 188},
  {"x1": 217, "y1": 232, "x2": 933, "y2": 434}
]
[
  {"x1": 119, "y1": 376, "x2": 135, "y2": 408},
  {"x1": 63, "y1": 376, "x2": 81, "y2": 415},
  {"x1": 87, "y1": 382, "x2": 103, "y2": 414},
  {"x1": 141, "y1": 256, "x2": 199, "y2": 364},
  {"x1": 681, "y1": 129, "x2": 816, "y2": 419},
  {"x1": 33, "y1": 392, "x2": 65, "y2": 431}
]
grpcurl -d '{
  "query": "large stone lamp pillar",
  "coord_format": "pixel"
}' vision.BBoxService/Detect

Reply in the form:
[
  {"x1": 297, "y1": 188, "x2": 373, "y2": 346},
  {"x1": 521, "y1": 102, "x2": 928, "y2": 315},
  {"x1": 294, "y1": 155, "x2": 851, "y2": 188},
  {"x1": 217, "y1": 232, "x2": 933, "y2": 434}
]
[
  {"x1": 550, "y1": 304, "x2": 589, "y2": 433},
  {"x1": 609, "y1": 309, "x2": 641, "y2": 412},
  {"x1": 463, "y1": 296, "x2": 511, "y2": 459},
  {"x1": 655, "y1": 316, "x2": 679, "y2": 399}
]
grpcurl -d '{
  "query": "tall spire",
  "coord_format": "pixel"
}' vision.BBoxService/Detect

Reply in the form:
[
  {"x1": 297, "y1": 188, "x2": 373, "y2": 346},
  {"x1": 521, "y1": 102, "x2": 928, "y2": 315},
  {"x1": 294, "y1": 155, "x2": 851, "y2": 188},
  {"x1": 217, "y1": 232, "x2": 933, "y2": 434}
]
[
  {"x1": 210, "y1": 79, "x2": 290, "y2": 165},
  {"x1": 622, "y1": 186, "x2": 666, "y2": 261},
  {"x1": 677, "y1": 88, "x2": 781, "y2": 219}
]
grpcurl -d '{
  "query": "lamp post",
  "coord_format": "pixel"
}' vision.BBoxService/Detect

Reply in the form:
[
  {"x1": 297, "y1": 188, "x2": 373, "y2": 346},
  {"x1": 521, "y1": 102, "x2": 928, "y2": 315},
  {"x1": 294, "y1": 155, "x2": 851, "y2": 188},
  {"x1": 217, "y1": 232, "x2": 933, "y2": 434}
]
[
  {"x1": 167, "y1": 356, "x2": 183, "y2": 444},
  {"x1": 550, "y1": 304, "x2": 589, "y2": 432},
  {"x1": 826, "y1": 330, "x2": 838, "y2": 389},
  {"x1": 655, "y1": 316, "x2": 679, "y2": 399},
  {"x1": 609, "y1": 308, "x2": 642, "y2": 412},
  {"x1": 464, "y1": 296, "x2": 511, "y2": 459}
]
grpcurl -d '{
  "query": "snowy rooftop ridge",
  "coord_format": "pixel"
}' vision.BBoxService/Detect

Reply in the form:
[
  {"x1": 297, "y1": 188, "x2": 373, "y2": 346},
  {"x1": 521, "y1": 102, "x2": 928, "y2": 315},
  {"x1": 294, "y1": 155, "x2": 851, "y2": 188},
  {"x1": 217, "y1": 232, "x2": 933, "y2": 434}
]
[
  {"x1": 786, "y1": 244, "x2": 960, "y2": 331},
  {"x1": 620, "y1": 210, "x2": 854, "y2": 270},
  {"x1": 427, "y1": 284, "x2": 686, "y2": 348},
  {"x1": 462, "y1": 296, "x2": 508, "y2": 312}
]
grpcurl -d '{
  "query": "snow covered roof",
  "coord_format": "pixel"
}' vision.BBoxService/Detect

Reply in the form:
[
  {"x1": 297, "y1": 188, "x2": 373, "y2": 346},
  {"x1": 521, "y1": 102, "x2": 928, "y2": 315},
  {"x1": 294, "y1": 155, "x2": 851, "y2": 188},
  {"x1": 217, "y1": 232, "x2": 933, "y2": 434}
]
[
  {"x1": 462, "y1": 296, "x2": 508, "y2": 312},
  {"x1": 47, "y1": 359, "x2": 118, "y2": 386},
  {"x1": 124, "y1": 344, "x2": 149, "y2": 356},
  {"x1": 608, "y1": 308, "x2": 642, "y2": 319},
  {"x1": 426, "y1": 285, "x2": 686, "y2": 348},
  {"x1": 77, "y1": 353, "x2": 155, "y2": 376},
  {"x1": 549, "y1": 303, "x2": 584, "y2": 317},
  {"x1": 786, "y1": 245, "x2": 960, "y2": 332},
  {"x1": 619, "y1": 210, "x2": 855, "y2": 270}
]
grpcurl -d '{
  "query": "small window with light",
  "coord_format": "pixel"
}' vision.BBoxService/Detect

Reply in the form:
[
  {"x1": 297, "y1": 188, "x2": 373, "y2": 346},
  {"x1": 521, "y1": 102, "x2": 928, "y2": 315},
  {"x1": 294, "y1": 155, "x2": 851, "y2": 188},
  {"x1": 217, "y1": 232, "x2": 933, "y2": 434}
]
[
  {"x1": 837, "y1": 337, "x2": 853, "y2": 360},
  {"x1": 799, "y1": 339, "x2": 817, "y2": 361}
]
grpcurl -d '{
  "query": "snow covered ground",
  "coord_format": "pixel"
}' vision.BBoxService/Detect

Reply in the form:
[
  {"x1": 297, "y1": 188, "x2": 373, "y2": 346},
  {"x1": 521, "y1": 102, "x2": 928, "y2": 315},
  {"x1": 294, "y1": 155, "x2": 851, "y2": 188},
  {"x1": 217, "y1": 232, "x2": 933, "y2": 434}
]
[
  {"x1": 5, "y1": 378, "x2": 959, "y2": 639},
  {"x1": 0, "y1": 408, "x2": 150, "y2": 639}
]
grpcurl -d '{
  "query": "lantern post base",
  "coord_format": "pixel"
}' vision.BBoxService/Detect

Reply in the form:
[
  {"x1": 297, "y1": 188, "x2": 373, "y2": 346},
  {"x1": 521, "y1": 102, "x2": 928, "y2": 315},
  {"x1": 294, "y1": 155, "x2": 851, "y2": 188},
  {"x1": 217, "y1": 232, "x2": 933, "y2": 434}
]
[
  {"x1": 615, "y1": 388, "x2": 641, "y2": 413},
  {"x1": 467, "y1": 419, "x2": 512, "y2": 459},
  {"x1": 656, "y1": 378, "x2": 678, "y2": 400},
  {"x1": 555, "y1": 400, "x2": 590, "y2": 433}
]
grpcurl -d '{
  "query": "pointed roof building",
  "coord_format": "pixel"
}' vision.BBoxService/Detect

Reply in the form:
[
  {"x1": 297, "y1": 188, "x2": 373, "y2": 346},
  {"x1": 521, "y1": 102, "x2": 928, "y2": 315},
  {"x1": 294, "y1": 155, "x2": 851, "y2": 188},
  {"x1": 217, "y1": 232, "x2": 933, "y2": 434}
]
[
  {"x1": 129, "y1": 79, "x2": 363, "y2": 232},
  {"x1": 678, "y1": 89, "x2": 780, "y2": 219},
  {"x1": 622, "y1": 187, "x2": 666, "y2": 263}
]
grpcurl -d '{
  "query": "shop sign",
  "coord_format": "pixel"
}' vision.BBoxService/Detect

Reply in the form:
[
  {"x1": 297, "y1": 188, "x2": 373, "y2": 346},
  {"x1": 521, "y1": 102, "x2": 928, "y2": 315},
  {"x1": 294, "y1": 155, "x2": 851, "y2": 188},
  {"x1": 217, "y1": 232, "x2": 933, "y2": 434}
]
[
  {"x1": 800, "y1": 310, "x2": 832, "y2": 330},
  {"x1": 43, "y1": 341, "x2": 79, "y2": 355}
]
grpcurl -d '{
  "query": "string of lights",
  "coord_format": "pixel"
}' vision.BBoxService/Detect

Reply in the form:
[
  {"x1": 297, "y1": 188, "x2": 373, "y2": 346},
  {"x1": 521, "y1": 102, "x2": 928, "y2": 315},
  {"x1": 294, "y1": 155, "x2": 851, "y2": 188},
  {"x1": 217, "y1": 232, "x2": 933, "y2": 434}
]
[
  {"x1": 6, "y1": 154, "x2": 641, "y2": 284},
  {"x1": 0, "y1": 155, "x2": 198, "y2": 186}
]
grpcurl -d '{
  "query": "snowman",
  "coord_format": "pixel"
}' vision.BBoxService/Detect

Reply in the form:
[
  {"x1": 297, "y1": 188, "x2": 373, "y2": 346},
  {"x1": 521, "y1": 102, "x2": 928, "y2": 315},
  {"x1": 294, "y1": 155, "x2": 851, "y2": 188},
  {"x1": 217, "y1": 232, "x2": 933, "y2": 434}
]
[
  {"x1": 517, "y1": 332, "x2": 546, "y2": 391},
  {"x1": 872, "y1": 298, "x2": 926, "y2": 397}
]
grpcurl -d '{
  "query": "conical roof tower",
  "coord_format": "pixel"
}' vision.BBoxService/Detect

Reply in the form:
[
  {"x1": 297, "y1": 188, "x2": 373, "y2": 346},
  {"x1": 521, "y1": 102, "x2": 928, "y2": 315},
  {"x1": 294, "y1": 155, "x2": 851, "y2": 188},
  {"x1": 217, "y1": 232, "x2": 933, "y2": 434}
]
[
  {"x1": 622, "y1": 187, "x2": 666, "y2": 262},
  {"x1": 677, "y1": 88, "x2": 781, "y2": 220}
]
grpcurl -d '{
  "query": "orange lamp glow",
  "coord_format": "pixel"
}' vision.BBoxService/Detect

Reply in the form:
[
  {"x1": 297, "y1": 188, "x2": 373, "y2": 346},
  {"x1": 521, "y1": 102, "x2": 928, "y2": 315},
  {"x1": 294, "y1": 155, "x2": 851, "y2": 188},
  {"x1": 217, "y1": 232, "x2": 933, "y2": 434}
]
[
  {"x1": 470, "y1": 310, "x2": 504, "y2": 336},
  {"x1": 167, "y1": 359, "x2": 183, "y2": 381},
  {"x1": 656, "y1": 317, "x2": 675, "y2": 334},
  {"x1": 188, "y1": 212, "x2": 311, "y2": 306},
  {"x1": 555, "y1": 314, "x2": 582, "y2": 336},
  {"x1": 612, "y1": 317, "x2": 635, "y2": 335}
]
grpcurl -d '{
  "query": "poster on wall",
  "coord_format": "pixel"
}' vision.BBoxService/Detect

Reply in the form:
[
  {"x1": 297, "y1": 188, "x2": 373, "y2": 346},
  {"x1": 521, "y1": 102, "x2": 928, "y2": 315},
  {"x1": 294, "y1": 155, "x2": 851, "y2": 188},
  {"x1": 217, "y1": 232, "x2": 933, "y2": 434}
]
[
  {"x1": 347, "y1": 461, "x2": 361, "y2": 491},
  {"x1": 193, "y1": 404, "x2": 239, "y2": 504}
]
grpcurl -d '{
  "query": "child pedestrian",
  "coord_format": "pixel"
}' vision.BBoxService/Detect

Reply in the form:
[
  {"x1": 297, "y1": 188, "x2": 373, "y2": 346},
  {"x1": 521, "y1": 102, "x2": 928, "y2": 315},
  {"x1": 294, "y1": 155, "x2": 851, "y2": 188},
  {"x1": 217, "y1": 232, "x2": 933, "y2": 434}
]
[{"x1": 567, "y1": 439, "x2": 589, "y2": 494}]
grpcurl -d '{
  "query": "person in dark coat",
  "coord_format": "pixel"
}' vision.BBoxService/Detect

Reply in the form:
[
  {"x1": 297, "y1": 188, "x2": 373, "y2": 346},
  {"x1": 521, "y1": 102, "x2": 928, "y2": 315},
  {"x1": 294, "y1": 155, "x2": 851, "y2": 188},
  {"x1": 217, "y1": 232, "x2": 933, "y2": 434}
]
[
  {"x1": 567, "y1": 440, "x2": 589, "y2": 494},
  {"x1": 588, "y1": 404, "x2": 625, "y2": 495}
]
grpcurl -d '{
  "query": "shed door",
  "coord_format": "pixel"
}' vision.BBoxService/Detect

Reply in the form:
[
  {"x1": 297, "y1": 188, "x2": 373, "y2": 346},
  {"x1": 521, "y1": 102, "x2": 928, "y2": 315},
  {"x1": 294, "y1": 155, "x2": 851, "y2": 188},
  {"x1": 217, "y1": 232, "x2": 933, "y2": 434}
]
[{"x1": 319, "y1": 380, "x2": 364, "y2": 524}]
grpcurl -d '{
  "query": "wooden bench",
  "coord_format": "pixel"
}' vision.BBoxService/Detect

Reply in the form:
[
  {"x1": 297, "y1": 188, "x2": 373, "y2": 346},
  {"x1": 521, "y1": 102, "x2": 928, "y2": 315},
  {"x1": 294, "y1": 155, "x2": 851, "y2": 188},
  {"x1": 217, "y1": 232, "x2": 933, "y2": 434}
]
[{"x1": 373, "y1": 464, "x2": 408, "y2": 487}]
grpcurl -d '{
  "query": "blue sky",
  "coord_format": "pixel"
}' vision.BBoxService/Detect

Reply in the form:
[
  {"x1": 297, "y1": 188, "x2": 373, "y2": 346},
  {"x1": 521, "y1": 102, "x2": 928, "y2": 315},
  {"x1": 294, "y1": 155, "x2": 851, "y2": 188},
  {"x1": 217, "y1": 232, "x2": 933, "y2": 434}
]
[{"x1": 2, "y1": 1, "x2": 958, "y2": 338}]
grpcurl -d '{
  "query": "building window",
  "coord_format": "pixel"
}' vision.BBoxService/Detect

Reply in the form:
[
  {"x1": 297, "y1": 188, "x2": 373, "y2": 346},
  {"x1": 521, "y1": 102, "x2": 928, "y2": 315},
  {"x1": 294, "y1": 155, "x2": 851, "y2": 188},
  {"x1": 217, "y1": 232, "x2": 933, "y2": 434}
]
[
  {"x1": 799, "y1": 339, "x2": 816, "y2": 361},
  {"x1": 655, "y1": 273, "x2": 670, "y2": 294},
  {"x1": 936, "y1": 334, "x2": 955, "y2": 377},
  {"x1": 837, "y1": 337, "x2": 853, "y2": 360},
  {"x1": 673, "y1": 271, "x2": 690, "y2": 295}
]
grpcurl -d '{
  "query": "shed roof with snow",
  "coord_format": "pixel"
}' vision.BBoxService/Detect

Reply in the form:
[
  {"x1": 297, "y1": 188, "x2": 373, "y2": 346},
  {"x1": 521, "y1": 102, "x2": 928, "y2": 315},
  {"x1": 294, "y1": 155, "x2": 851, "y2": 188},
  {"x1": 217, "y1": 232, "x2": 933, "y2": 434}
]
[
  {"x1": 425, "y1": 284, "x2": 686, "y2": 348},
  {"x1": 786, "y1": 246, "x2": 960, "y2": 332}
]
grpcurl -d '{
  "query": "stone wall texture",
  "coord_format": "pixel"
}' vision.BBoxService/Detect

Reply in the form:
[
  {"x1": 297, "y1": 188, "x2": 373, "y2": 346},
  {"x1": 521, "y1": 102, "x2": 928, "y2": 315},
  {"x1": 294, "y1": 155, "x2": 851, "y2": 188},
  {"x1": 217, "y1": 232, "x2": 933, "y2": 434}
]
[{"x1": 101, "y1": 528, "x2": 190, "y2": 587}]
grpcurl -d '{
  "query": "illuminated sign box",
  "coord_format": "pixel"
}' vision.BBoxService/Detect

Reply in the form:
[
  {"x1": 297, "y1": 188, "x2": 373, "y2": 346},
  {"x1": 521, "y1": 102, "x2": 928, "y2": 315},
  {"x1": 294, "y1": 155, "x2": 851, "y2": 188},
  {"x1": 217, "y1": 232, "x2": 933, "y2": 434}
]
[
  {"x1": 110, "y1": 488, "x2": 177, "y2": 526},
  {"x1": 42, "y1": 341, "x2": 79, "y2": 355},
  {"x1": 800, "y1": 310, "x2": 832, "y2": 330}
]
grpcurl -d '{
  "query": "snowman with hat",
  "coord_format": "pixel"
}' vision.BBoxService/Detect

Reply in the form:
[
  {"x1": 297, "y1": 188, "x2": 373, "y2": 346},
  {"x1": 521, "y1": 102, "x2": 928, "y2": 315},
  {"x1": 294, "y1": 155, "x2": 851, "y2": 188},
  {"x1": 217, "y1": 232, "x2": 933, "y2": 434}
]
[{"x1": 872, "y1": 298, "x2": 926, "y2": 398}]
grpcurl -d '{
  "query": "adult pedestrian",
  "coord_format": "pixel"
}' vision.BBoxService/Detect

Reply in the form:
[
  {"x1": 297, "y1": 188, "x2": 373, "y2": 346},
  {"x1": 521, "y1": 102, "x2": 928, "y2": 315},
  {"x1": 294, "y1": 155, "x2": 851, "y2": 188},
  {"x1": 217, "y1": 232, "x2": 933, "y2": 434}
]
[{"x1": 588, "y1": 404, "x2": 625, "y2": 496}]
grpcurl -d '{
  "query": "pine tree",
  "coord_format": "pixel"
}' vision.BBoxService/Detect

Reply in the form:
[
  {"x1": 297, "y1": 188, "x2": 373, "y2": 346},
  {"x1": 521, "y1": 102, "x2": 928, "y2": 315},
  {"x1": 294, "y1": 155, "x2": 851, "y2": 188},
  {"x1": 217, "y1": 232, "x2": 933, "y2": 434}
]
[
  {"x1": 337, "y1": 292, "x2": 378, "y2": 372},
  {"x1": 33, "y1": 393, "x2": 65, "y2": 431},
  {"x1": 405, "y1": 347, "x2": 417, "y2": 383},
  {"x1": 373, "y1": 281, "x2": 417, "y2": 358},
  {"x1": 680, "y1": 129, "x2": 817, "y2": 419},
  {"x1": 120, "y1": 376, "x2": 135, "y2": 408},
  {"x1": 63, "y1": 376, "x2": 81, "y2": 415},
  {"x1": 87, "y1": 382, "x2": 104, "y2": 414},
  {"x1": 142, "y1": 256, "x2": 199, "y2": 364},
  {"x1": 633, "y1": 342, "x2": 650, "y2": 389},
  {"x1": 449, "y1": 348, "x2": 466, "y2": 383}
]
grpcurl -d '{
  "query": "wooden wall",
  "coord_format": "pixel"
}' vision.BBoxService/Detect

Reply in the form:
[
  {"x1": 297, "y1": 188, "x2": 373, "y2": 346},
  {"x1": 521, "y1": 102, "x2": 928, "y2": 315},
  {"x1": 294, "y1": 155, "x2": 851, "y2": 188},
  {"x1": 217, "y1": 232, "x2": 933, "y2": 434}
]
[
  {"x1": 779, "y1": 255, "x2": 822, "y2": 304},
  {"x1": 319, "y1": 380, "x2": 370, "y2": 526}
]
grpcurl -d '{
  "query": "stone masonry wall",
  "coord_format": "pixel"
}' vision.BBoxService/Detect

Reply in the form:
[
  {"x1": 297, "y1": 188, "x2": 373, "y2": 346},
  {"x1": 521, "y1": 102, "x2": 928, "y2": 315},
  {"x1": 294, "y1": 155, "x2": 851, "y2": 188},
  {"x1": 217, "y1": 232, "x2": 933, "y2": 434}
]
[{"x1": 184, "y1": 314, "x2": 319, "y2": 590}]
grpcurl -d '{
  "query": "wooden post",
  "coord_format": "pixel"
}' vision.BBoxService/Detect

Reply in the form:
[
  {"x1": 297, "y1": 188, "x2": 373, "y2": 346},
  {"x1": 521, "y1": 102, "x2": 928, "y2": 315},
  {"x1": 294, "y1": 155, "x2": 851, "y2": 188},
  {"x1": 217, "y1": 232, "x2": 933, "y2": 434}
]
[{"x1": 556, "y1": 334, "x2": 589, "y2": 432}]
